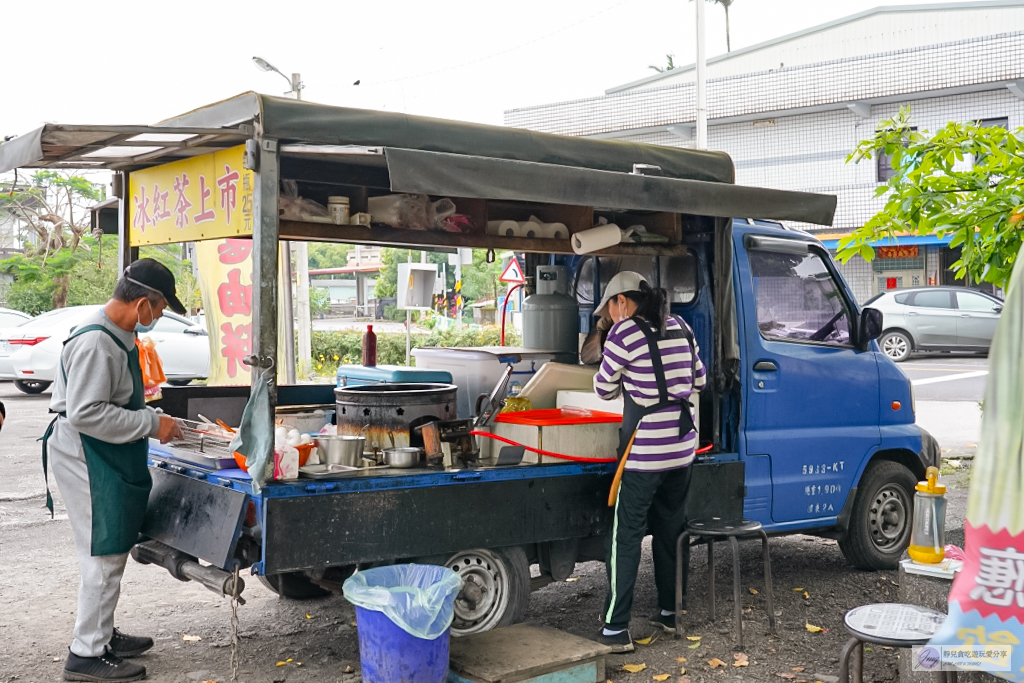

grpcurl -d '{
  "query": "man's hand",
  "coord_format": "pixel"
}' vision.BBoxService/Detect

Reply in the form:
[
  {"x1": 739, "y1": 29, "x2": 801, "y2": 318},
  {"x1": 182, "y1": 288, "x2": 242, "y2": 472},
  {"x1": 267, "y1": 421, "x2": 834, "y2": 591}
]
[{"x1": 156, "y1": 415, "x2": 183, "y2": 444}]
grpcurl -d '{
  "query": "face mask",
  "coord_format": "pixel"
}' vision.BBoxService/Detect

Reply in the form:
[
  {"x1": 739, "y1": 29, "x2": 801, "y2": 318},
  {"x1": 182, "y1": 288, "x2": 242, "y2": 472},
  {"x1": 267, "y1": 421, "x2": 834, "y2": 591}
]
[{"x1": 135, "y1": 300, "x2": 157, "y2": 333}]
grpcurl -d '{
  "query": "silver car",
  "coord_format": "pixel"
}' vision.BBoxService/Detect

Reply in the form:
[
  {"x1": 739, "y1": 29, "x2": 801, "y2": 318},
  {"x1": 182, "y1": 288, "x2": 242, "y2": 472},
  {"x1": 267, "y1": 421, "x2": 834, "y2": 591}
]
[{"x1": 866, "y1": 286, "x2": 1003, "y2": 362}]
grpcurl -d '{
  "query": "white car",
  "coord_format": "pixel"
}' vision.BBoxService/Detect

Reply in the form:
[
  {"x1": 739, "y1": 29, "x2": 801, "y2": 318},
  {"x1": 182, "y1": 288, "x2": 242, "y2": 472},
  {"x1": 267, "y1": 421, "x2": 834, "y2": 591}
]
[
  {"x1": 0, "y1": 308, "x2": 35, "y2": 379},
  {"x1": 9, "y1": 305, "x2": 210, "y2": 394}
]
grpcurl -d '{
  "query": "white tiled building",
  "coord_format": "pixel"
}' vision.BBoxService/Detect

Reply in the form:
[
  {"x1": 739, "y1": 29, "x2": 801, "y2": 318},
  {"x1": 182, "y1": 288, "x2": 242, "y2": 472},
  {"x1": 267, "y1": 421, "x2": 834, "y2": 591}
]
[{"x1": 505, "y1": 0, "x2": 1024, "y2": 303}]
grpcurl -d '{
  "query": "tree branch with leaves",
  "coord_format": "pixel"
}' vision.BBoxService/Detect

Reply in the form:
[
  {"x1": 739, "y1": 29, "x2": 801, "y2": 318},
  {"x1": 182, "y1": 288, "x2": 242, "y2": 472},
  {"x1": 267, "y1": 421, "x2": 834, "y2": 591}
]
[{"x1": 840, "y1": 107, "x2": 1024, "y2": 288}]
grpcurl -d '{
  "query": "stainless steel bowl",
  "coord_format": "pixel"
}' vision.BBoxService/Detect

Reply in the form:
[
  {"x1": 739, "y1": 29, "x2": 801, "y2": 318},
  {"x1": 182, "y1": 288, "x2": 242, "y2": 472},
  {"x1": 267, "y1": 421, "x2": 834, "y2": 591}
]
[
  {"x1": 383, "y1": 447, "x2": 422, "y2": 469},
  {"x1": 315, "y1": 435, "x2": 366, "y2": 467}
]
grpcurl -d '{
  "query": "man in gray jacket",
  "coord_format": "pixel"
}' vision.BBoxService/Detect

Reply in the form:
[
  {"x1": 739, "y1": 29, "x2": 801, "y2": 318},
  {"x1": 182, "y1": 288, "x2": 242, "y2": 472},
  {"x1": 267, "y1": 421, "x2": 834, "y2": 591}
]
[{"x1": 44, "y1": 259, "x2": 185, "y2": 682}]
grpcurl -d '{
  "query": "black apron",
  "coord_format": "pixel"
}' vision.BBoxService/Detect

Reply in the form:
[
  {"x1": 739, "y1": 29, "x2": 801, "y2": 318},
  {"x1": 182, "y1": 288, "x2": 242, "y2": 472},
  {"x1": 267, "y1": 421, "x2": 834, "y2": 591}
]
[
  {"x1": 42, "y1": 324, "x2": 152, "y2": 556},
  {"x1": 616, "y1": 316, "x2": 698, "y2": 458}
]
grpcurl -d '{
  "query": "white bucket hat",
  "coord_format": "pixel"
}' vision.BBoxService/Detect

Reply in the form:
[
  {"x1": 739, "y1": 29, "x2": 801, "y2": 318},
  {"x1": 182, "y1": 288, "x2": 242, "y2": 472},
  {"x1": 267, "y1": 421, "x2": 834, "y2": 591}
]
[{"x1": 595, "y1": 271, "x2": 648, "y2": 318}]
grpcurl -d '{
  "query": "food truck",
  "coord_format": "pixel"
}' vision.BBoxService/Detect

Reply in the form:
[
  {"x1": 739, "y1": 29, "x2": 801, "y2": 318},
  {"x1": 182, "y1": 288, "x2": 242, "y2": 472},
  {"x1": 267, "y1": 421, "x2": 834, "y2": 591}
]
[{"x1": 0, "y1": 93, "x2": 939, "y2": 635}]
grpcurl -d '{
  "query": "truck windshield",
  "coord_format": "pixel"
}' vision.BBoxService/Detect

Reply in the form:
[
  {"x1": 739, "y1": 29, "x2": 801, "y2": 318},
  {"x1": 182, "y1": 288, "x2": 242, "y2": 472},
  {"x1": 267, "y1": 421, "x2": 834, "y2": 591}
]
[{"x1": 749, "y1": 249, "x2": 852, "y2": 346}]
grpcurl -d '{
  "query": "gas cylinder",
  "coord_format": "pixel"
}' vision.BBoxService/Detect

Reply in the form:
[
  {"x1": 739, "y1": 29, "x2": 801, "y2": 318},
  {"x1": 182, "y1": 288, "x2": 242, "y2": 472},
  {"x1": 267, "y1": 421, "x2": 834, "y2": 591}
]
[
  {"x1": 522, "y1": 265, "x2": 579, "y2": 361},
  {"x1": 908, "y1": 465, "x2": 947, "y2": 564}
]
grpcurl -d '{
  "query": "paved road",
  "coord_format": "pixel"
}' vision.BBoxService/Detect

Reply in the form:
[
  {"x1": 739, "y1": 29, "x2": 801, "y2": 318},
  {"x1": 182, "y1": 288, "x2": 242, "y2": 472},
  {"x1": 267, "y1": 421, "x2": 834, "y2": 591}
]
[{"x1": 893, "y1": 354, "x2": 988, "y2": 402}]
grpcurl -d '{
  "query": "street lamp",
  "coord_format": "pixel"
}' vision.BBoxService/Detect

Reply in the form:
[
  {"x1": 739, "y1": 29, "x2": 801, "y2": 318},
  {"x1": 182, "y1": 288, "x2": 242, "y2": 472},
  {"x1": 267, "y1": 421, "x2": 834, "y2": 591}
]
[
  {"x1": 252, "y1": 56, "x2": 304, "y2": 100},
  {"x1": 252, "y1": 56, "x2": 311, "y2": 384}
]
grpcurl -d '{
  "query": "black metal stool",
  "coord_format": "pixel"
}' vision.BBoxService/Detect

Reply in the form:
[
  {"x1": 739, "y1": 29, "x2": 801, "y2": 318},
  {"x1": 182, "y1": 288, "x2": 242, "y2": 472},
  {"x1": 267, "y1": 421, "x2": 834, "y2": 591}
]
[
  {"x1": 675, "y1": 517, "x2": 776, "y2": 648},
  {"x1": 839, "y1": 603, "x2": 956, "y2": 683}
]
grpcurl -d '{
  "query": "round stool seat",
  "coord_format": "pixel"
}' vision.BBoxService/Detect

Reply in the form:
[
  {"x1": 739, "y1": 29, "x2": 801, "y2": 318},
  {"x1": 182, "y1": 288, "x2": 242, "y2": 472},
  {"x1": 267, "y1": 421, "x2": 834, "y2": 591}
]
[
  {"x1": 844, "y1": 603, "x2": 946, "y2": 648},
  {"x1": 686, "y1": 517, "x2": 763, "y2": 537}
]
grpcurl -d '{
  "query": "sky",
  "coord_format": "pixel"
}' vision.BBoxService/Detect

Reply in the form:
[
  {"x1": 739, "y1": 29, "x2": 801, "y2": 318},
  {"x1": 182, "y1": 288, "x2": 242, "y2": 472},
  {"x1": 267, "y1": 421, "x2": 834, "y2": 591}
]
[{"x1": 1, "y1": 0, "x2": 968, "y2": 137}]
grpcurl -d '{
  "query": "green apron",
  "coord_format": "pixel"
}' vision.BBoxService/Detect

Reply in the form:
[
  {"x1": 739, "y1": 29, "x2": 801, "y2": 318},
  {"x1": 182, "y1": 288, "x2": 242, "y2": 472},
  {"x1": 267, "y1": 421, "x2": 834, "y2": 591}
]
[{"x1": 41, "y1": 324, "x2": 152, "y2": 557}]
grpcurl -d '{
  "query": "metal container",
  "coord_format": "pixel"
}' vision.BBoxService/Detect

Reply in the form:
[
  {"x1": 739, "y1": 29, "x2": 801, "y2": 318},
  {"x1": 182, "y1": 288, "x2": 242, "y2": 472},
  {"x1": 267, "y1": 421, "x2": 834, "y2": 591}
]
[
  {"x1": 315, "y1": 435, "x2": 366, "y2": 467},
  {"x1": 383, "y1": 447, "x2": 422, "y2": 469},
  {"x1": 523, "y1": 266, "x2": 579, "y2": 362},
  {"x1": 334, "y1": 383, "x2": 458, "y2": 452}
]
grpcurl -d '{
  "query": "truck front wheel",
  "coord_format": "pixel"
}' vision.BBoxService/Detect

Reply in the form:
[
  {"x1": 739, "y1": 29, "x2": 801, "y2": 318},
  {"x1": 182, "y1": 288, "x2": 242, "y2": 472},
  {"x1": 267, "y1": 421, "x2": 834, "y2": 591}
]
[
  {"x1": 420, "y1": 546, "x2": 530, "y2": 636},
  {"x1": 839, "y1": 460, "x2": 916, "y2": 570}
]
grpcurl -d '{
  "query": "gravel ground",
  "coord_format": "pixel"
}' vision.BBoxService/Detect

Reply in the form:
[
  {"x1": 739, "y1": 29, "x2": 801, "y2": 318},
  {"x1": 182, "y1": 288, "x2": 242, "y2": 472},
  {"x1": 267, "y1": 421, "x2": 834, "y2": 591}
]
[{"x1": 0, "y1": 381, "x2": 974, "y2": 683}]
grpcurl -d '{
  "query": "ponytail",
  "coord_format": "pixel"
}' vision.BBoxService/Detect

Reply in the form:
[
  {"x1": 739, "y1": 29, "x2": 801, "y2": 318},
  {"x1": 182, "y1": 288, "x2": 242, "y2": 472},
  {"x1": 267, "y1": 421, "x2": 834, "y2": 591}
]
[{"x1": 624, "y1": 280, "x2": 669, "y2": 335}]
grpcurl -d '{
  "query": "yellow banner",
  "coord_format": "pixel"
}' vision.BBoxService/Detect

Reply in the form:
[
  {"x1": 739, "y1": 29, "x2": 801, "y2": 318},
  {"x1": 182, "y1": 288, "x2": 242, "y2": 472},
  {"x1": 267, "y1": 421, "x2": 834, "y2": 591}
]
[
  {"x1": 129, "y1": 145, "x2": 253, "y2": 246},
  {"x1": 196, "y1": 238, "x2": 255, "y2": 385}
]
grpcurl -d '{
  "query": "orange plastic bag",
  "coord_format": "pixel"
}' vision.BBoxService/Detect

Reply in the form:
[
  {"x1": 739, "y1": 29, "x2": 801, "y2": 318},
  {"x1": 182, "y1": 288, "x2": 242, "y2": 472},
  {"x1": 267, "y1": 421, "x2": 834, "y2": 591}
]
[{"x1": 136, "y1": 337, "x2": 166, "y2": 402}]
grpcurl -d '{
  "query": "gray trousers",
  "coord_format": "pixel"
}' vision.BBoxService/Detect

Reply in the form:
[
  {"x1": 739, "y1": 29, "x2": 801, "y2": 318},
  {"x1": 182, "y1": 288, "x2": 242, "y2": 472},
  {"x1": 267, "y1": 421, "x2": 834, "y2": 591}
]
[{"x1": 50, "y1": 426, "x2": 129, "y2": 658}]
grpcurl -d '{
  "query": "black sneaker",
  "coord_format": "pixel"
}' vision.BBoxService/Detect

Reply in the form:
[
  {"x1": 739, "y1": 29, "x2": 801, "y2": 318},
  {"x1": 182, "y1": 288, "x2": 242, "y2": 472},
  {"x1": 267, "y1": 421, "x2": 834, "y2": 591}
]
[
  {"x1": 594, "y1": 629, "x2": 634, "y2": 653},
  {"x1": 64, "y1": 649, "x2": 147, "y2": 682},
  {"x1": 108, "y1": 629, "x2": 154, "y2": 658},
  {"x1": 650, "y1": 612, "x2": 677, "y2": 633}
]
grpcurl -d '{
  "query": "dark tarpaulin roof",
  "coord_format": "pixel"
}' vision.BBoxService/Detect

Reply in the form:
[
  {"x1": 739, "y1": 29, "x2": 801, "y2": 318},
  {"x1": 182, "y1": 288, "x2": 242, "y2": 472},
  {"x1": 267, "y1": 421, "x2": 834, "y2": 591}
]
[
  {"x1": 159, "y1": 93, "x2": 737, "y2": 184},
  {"x1": 386, "y1": 148, "x2": 837, "y2": 226}
]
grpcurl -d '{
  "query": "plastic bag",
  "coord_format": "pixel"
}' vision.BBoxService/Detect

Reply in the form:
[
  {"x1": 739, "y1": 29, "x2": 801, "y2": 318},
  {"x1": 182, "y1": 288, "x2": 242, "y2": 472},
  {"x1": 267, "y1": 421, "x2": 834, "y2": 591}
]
[
  {"x1": 343, "y1": 564, "x2": 462, "y2": 640},
  {"x1": 136, "y1": 337, "x2": 166, "y2": 403},
  {"x1": 228, "y1": 371, "x2": 274, "y2": 492},
  {"x1": 278, "y1": 179, "x2": 330, "y2": 221}
]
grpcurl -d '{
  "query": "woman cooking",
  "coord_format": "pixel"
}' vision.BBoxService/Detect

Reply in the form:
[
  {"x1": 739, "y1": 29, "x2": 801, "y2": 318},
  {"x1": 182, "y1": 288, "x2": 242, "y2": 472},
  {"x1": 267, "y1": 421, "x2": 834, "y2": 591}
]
[{"x1": 592, "y1": 271, "x2": 706, "y2": 653}]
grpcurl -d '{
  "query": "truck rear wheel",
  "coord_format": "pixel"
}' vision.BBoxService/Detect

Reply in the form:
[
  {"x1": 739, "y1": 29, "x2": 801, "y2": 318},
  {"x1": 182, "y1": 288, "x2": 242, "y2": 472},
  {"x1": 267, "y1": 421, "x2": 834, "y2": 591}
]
[
  {"x1": 839, "y1": 460, "x2": 916, "y2": 570},
  {"x1": 420, "y1": 546, "x2": 530, "y2": 636}
]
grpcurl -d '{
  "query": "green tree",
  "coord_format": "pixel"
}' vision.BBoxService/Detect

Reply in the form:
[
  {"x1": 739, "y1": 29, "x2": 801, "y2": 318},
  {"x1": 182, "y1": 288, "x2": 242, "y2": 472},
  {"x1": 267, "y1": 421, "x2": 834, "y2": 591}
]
[
  {"x1": 649, "y1": 54, "x2": 677, "y2": 73},
  {"x1": 0, "y1": 171, "x2": 105, "y2": 308},
  {"x1": 2, "y1": 236, "x2": 117, "y2": 315},
  {"x1": 307, "y1": 243, "x2": 354, "y2": 270},
  {"x1": 840, "y1": 108, "x2": 1024, "y2": 288}
]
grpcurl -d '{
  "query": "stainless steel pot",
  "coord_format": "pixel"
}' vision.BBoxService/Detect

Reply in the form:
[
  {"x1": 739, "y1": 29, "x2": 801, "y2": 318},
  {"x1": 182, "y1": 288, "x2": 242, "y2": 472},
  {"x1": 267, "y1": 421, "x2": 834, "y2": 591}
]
[
  {"x1": 383, "y1": 447, "x2": 422, "y2": 469},
  {"x1": 315, "y1": 435, "x2": 366, "y2": 467}
]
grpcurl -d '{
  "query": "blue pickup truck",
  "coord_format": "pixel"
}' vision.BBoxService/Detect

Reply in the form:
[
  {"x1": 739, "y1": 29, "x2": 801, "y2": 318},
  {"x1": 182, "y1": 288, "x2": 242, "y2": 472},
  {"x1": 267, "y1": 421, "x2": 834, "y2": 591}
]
[{"x1": 0, "y1": 93, "x2": 937, "y2": 637}]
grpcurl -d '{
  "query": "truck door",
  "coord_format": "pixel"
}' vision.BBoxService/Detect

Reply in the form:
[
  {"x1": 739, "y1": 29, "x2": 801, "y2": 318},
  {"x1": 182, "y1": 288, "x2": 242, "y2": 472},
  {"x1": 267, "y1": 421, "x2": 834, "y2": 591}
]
[{"x1": 738, "y1": 235, "x2": 880, "y2": 525}]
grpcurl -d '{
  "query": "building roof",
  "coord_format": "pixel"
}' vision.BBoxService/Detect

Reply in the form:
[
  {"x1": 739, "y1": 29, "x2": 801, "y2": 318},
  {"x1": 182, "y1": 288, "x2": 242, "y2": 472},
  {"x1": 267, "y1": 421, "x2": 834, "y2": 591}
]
[{"x1": 607, "y1": 0, "x2": 1024, "y2": 94}]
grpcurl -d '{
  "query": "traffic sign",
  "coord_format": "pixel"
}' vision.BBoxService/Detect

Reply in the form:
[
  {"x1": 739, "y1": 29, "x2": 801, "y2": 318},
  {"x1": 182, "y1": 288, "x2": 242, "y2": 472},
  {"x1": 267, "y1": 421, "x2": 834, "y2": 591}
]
[{"x1": 499, "y1": 258, "x2": 525, "y2": 284}]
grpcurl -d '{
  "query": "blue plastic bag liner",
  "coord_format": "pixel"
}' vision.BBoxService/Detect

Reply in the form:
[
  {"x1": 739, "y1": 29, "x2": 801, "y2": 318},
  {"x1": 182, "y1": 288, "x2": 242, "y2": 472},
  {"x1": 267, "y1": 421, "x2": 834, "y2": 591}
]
[
  {"x1": 343, "y1": 564, "x2": 463, "y2": 640},
  {"x1": 228, "y1": 370, "x2": 273, "y2": 494}
]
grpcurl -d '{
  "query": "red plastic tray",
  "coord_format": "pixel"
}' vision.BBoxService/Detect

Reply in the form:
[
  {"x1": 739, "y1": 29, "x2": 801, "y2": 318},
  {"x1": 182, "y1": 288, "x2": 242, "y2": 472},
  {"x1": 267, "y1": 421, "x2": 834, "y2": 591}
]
[{"x1": 494, "y1": 408, "x2": 622, "y2": 426}]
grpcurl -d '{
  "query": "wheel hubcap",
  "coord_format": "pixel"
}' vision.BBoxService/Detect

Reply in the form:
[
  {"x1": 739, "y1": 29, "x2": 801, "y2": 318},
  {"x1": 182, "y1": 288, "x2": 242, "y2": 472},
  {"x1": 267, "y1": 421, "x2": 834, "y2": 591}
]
[
  {"x1": 883, "y1": 336, "x2": 907, "y2": 359},
  {"x1": 868, "y1": 485, "x2": 909, "y2": 548},
  {"x1": 445, "y1": 549, "x2": 510, "y2": 635}
]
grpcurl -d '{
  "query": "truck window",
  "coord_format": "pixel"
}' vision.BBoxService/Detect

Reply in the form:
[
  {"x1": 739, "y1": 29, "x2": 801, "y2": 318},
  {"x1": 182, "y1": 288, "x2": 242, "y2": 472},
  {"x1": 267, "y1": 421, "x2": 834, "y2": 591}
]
[
  {"x1": 575, "y1": 253, "x2": 697, "y2": 306},
  {"x1": 749, "y1": 249, "x2": 853, "y2": 346}
]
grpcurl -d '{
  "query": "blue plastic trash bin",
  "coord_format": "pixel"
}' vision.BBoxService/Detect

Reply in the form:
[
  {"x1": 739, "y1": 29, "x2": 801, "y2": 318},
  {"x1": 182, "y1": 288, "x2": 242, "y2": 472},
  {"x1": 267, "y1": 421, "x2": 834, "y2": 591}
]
[{"x1": 344, "y1": 564, "x2": 463, "y2": 683}]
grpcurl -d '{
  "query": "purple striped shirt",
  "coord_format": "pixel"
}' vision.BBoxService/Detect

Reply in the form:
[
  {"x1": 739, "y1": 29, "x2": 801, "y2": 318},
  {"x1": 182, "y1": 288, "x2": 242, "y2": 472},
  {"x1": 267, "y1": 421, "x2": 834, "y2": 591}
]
[{"x1": 594, "y1": 317, "x2": 707, "y2": 472}]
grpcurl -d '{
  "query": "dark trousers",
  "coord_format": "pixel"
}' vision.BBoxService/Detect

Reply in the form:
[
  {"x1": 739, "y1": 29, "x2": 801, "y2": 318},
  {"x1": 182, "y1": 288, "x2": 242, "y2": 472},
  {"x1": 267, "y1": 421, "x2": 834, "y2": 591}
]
[{"x1": 603, "y1": 465, "x2": 692, "y2": 631}]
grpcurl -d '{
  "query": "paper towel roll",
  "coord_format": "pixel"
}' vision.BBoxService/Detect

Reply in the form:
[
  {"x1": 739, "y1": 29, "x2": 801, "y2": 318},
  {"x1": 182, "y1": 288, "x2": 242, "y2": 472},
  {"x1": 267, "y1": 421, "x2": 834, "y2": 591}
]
[
  {"x1": 572, "y1": 223, "x2": 623, "y2": 254},
  {"x1": 487, "y1": 220, "x2": 519, "y2": 237}
]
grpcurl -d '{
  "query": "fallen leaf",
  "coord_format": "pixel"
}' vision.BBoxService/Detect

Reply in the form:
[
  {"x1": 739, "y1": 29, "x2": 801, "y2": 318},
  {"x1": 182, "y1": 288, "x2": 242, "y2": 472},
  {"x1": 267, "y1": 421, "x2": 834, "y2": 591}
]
[
  {"x1": 201, "y1": 680, "x2": 217, "y2": 683},
  {"x1": 882, "y1": 646, "x2": 893, "y2": 650},
  {"x1": 688, "y1": 642, "x2": 701, "y2": 649},
  {"x1": 803, "y1": 591, "x2": 810, "y2": 599},
  {"x1": 636, "y1": 634, "x2": 656, "y2": 645},
  {"x1": 182, "y1": 634, "x2": 202, "y2": 642},
  {"x1": 296, "y1": 663, "x2": 302, "y2": 667},
  {"x1": 675, "y1": 657, "x2": 687, "y2": 663},
  {"x1": 286, "y1": 658, "x2": 293, "y2": 663},
  {"x1": 734, "y1": 653, "x2": 750, "y2": 667},
  {"x1": 805, "y1": 623, "x2": 823, "y2": 633},
  {"x1": 623, "y1": 663, "x2": 647, "y2": 673},
  {"x1": 276, "y1": 662, "x2": 287, "y2": 667},
  {"x1": 344, "y1": 666, "x2": 354, "y2": 674},
  {"x1": 686, "y1": 635, "x2": 702, "y2": 641},
  {"x1": 52, "y1": 657, "x2": 61, "y2": 662},
  {"x1": 680, "y1": 667, "x2": 687, "y2": 674},
  {"x1": 792, "y1": 587, "x2": 804, "y2": 591},
  {"x1": 305, "y1": 613, "x2": 312, "y2": 619},
  {"x1": 708, "y1": 658, "x2": 727, "y2": 668},
  {"x1": 749, "y1": 587, "x2": 759, "y2": 594},
  {"x1": 777, "y1": 674, "x2": 797, "y2": 679},
  {"x1": 654, "y1": 676, "x2": 671, "y2": 682},
  {"x1": 565, "y1": 576, "x2": 580, "y2": 582},
  {"x1": 792, "y1": 667, "x2": 805, "y2": 672}
]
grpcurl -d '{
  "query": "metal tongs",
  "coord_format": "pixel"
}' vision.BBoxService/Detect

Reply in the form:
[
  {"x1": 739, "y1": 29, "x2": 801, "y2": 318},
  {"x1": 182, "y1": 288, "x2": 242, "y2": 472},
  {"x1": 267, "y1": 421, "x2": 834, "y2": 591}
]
[{"x1": 473, "y1": 364, "x2": 515, "y2": 430}]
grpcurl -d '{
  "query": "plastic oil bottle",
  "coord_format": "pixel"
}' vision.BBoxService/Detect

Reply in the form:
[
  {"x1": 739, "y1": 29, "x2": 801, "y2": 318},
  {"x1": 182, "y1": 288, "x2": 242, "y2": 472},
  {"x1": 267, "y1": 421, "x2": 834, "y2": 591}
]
[{"x1": 908, "y1": 466, "x2": 947, "y2": 564}]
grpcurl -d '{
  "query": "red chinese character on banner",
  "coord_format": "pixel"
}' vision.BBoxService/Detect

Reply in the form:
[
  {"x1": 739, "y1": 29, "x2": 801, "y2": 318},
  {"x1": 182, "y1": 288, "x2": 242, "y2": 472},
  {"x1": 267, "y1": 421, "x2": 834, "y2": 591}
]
[
  {"x1": 172, "y1": 174, "x2": 192, "y2": 229},
  {"x1": 152, "y1": 183, "x2": 171, "y2": 223},
  {"x1": 217, "y1": 269, "x2": 252, "y2": 317},
  {"x1": 217, "y1": 165, "x2": 240, "y2": 225},
  {"x1": 220, "y1": 322, "x2": 252, "y2": 378},
  {"x1": 217, "y1": 239, "x2": 252, "y2": 265},
  {"x1": 132, "y1": 186, "x2": 152, "y2": 231},
  {"x1": 194, "y1": 175, "x2": 215, "y2": 224}
]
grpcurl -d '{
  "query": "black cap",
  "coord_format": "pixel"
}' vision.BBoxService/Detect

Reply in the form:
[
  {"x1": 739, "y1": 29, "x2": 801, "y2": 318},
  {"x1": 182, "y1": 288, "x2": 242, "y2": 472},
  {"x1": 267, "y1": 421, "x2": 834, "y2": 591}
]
[{"x1": 124, "y1": 259, "x2": 186, "y2": 315}]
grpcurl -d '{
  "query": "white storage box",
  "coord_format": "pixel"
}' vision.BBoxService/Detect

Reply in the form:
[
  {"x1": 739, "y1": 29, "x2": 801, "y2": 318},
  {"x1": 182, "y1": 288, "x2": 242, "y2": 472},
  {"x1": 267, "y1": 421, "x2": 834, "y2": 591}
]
[
  {"x1": 556, "y1": 390, "x2": 700, "y2": 438},
  {"x1": 412, "y1": 347, "x2": 556, "y2": 418},
  {"x1": 479, "y1": 408, "x2": 621, "y2": 465}
]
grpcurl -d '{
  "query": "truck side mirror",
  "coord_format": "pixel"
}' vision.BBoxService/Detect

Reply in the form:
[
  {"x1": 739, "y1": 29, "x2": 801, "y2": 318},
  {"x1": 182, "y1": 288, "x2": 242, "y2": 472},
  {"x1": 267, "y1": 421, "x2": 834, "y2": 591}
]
[{"x1": 859, "y1": 307, "x2": 883, "y2": 348}]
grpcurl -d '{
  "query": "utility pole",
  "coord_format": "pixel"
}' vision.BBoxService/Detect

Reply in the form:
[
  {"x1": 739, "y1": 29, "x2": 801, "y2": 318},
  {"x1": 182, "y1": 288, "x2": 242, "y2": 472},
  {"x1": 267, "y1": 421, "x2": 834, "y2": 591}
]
[{"x1": 695, "y1": 0, "x2": 708, "y2": 150}]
